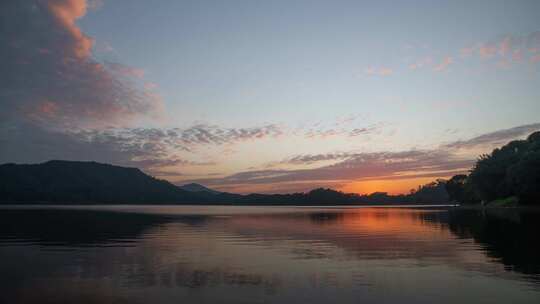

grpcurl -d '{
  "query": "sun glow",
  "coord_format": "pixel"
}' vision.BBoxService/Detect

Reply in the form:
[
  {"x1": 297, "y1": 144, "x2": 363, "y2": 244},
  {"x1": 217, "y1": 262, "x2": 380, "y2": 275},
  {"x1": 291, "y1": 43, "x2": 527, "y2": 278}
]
[{"x1": 339, "y1": 177, "x2": 448, "y2": 195}]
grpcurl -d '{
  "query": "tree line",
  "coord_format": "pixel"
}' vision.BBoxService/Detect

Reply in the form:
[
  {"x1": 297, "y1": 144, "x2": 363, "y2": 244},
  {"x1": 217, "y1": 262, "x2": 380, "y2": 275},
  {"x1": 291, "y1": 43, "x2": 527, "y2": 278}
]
[{"x1": 446, "y1": 131, "x2": 540, "y2": 205}]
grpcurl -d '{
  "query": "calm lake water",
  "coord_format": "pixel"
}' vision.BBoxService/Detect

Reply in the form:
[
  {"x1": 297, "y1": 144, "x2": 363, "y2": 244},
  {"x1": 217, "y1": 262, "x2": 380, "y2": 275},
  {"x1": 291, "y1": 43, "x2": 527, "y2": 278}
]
[{"x1": 1, "y1": 205, "x2": 539, "y2": 304}]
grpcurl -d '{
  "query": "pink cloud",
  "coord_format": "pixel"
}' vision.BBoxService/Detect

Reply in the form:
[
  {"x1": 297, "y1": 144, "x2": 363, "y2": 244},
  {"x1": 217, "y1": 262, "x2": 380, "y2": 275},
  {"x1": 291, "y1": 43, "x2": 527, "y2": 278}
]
[
  {"x1": 499, "y1": 36, "x2": 512, "y2": 56},
  {"x1": 36, "y1": 101, "x2": 59, "y2": 116},
  {"x1": 434, "y1": 57, "x2": 453, "y2": 72},
  {"x1": 379, "y1": 67, "x2": 393, "y2": 76},
  {"x1": 46, "y1": 0, "x2": 93, "y2": 58},
  {"x1": 145, "y1": 82, "x2": 159, "y2": 90},
  {"x1": 107, "y1": 62, "x2": 145, "y2": 78},
  {"x1": 512, "y1": 49, "x2": 523, "y2": 62},
  {"x1": 2, "y1": 0, "x2": 165, "y2": 129},
  {"x1": 364, "y1": 67, "x2": 376, "y2": 75},
  {"x1": 496, "y1": 59, "x2": 511, "y2": 69},
  {"x1": 478, "y1": 44, "x2": 498, "y2": 58},
  {"x1": 460, "y1": 47, "x2": 475, "y2": 57},
  {"x1": 365, "y1": 66, "x2": 393, "y2": 76},
  {"x1": 476, "y1": 36, "x2": 515, "y2": 59},
  {"x1": 467, "y1": 32, "x2": 540, "y2": 65},
  {"x1": 409, "y1": 57, "x2": 433, "y2": 70}
]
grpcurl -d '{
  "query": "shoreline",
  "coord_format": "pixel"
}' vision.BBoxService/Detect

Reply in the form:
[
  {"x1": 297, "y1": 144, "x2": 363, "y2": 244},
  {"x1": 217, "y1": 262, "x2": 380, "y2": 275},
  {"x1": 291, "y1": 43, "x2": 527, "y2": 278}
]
[{"x1": 450, "y1": 204, "x2": 540, "y2": 211}]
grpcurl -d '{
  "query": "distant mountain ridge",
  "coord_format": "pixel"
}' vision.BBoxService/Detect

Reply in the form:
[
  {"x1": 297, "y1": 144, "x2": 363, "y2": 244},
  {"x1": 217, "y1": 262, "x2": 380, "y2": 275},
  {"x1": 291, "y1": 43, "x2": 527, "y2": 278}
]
[
  {"x1": 0, "y1": 160, "x2": 450, "y2": 205},
  {"x1": 179, "y1": 183, "x2": 221, "y2": 194},
  {"x1": 0, "y1": 160, "x2": 216, "y2": 204}
]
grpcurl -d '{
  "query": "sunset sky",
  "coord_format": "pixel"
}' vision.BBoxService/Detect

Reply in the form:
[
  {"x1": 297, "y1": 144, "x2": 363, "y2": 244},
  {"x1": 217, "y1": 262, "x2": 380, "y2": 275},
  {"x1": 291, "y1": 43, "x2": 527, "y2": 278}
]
[{"x1": 1, "y1": 0, "x2": 540, "y2": 194}]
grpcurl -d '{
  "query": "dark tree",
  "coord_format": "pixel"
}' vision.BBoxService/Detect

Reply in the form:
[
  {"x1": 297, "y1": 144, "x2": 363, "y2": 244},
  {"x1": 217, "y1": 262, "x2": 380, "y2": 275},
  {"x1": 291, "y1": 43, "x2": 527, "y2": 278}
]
[
  {"x1": 506, "y1": 132, "x2": 540, "y2": 204},
  {"x1": 446, "y1": 174, "x2": 467, "y2": 203},
  {"x1": 445, "y1": 174, "x2": 478, "y2": 204},
  {"x1": 463, "y1": 131, "x2": 540, "y2": 205}
]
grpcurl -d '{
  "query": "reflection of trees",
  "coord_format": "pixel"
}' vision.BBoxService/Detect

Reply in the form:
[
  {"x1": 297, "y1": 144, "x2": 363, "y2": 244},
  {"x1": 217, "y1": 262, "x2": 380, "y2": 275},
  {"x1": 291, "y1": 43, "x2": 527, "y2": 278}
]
[
  {"x1": 0, "y1": 209, "x2": 174, "y2": 246},
  {"x1": 309, "y1": 212, "x2": 344, "y2": 224},
  {"x1": 173, "y1": 267, "x2": 281, "y2": 293},
  {"x1": 2, "y1": 281, "x2": 140, "y2": 304},
  {"x1": 122, "y1": 263, "x2": 282, "y2": 291},
  {"x1": 432, "y1": 209, "x2": 540, "y2": 278},
  {"x1": 0, "y1": 208, "x2": 282, "y2": 300}
]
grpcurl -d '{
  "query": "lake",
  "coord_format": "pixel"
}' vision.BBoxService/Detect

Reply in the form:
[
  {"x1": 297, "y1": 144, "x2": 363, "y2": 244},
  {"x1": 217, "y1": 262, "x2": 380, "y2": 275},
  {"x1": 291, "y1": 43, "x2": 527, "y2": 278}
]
[{"x1": 1, "y1": 205, "x2": 539, "y2": 304}]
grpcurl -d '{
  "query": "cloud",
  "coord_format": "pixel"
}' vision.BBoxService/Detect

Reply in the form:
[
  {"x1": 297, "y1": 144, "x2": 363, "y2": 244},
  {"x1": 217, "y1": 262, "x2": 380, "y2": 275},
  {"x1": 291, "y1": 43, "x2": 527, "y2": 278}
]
[
  {"x1": 478, "y1": 44, "x2": 499, "y2": 59},
  {"x1": 188, "y1": 124, "x2": 540, "y2": 193},
  {"x1": 0, "y1": 122, "x2": 141, "y2": 166},
  {"x1": 444, "y1": 123, "x2": 540, "y2": 150},
  {"x1": 283, "y1": 153, "x2": 354, "y2": 165},
  {"x1": 0, "y1": 108, "x2": 383, "y2": 177},
  {"x1": 176, "y1": 124, "x2": 284, "y2": 145},
  {"x1": 106, "y1": 62, "x2": 145, "y2": 78},
  {"x1": 378, "y1": 67, "x2": 393, "y2": 76},
  {"x1": 303, "y1": 123, "x2": 382, "y2": 139},
  {"x1": 463, "y1": 32, "x2": 540, "y2": 64},
  {"x1": 189, "y1": 149, "x2": 473, "y2": 192},
  {"x1": 434, "y1": 56, "x2": 453, "y2": 72},
  {"x1": 409, "y1": 57, "x2": 433, "y2": 70},
  {"x1": 349, "y1": 126, "x2": 380, "y2": 137},
  {"x1": 0, "y1": 0, "x2": 163, "y2": 129},
  {"x1": 365, "y1": 66, "x2": 393, "y2": 76},
  {"x1": 46, "y1": 0, "x2": 93, "y2": 58},
  {"x1": 0, "y1": 122, "x2": 285, "y2": 175},
  {"x1": 476, "y1": 35, "x2": 522, "y2": 59},
  {"x1": 75, "y1": 123, "x2": 285, "y2": 164},
  {"x1": 0, "y1": 122, "x2": 216, "y2": 178},
  {"x1": 512, "y1": 49, "x2": 523, "y2": 62},
  {"x1": 428, "y1": 32, "x2": 540, "y2": 71},
  {"x1": 375, "y1": 32, "x2": 540, "y2": 74},
  {"x1": 460, "y1": 47, "x2": 475, "y2": 57}
]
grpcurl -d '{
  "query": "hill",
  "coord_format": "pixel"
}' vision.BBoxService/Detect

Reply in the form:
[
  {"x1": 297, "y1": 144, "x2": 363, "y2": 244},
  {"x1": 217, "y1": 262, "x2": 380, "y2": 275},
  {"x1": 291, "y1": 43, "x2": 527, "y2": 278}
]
[
  {"x1": 0, "y1": 160, "x2": 449, "y2": 205},
  {"x1": 0, "y1": 160, "x2": 209, "y2": 204},
  {"x1": 179, "y1": 183, "x2": 221, "y2": 194}
]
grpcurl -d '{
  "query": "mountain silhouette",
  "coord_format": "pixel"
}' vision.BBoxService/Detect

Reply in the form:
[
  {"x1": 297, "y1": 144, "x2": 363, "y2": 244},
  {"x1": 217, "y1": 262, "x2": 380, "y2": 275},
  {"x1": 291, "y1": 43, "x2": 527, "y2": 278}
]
[
  {"x1": 179, "y1": 183, "x2": 221, "y2": 194},
  {"x1": 0, "y1": 160, "x2": 449, "y2": 205},
  {"x1": 0, "y1": 160, "x2": 218, "y2": 204}
]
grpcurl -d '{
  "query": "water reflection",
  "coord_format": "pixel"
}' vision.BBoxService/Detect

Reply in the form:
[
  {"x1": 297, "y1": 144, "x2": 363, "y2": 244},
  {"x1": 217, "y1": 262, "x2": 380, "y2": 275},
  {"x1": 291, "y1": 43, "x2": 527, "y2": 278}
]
[
  {"x1": 445, "y1": 208, "x2": 540, "y2": 278},
  {"x1": 0, "y1": 206, "x2": 539, "y2": 304}
]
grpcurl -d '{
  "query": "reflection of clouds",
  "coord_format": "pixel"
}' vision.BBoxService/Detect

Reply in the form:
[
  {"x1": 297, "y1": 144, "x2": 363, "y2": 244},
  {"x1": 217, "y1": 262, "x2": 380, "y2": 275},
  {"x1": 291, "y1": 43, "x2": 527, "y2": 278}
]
[
  {"x1": 217, "y1": 209, "x2": 460, "y2": 261},
  {"x1": 2, "y1": 279, "x2": 139, "y2": 304},
  {"x1": 444, "y1": 209, "x2": 540, "y2": 281},
  {"x1": 1, "y1": 207, "x2": 539, "y2": 304}
]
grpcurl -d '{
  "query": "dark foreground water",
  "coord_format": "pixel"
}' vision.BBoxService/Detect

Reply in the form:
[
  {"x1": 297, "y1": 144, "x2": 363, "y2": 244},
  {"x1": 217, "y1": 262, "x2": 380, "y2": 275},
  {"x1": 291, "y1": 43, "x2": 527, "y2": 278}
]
[{"x1": 1, "y1": 206, "x2": 539, "y2": 304}]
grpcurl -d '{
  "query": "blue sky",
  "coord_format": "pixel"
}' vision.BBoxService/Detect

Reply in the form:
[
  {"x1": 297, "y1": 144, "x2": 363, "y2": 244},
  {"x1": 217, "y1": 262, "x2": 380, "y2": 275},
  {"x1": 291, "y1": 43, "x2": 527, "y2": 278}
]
[
  {"x1": 80, "y1": 0, "x2": 540, "y2": 132},
  {"x1": 1, "y1": 0, "x2": 540, "y2": 193}
]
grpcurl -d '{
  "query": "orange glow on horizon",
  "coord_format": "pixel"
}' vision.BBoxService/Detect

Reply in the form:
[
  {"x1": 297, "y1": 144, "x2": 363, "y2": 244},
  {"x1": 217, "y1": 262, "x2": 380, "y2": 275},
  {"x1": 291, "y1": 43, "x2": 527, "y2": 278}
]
[{"x1": 338, "y1": 176, "x2": 450, "y2": 195}]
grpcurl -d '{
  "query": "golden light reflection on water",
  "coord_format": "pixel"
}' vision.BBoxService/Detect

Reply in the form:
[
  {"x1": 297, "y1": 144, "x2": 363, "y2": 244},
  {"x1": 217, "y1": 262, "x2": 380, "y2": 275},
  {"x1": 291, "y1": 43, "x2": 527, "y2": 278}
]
[
  {"x1": 1, "y1": 206, "x2": 539, "y2": 304},
  {"x1": 339, "y1": 208, "x2": 449, "y2": 235}
]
